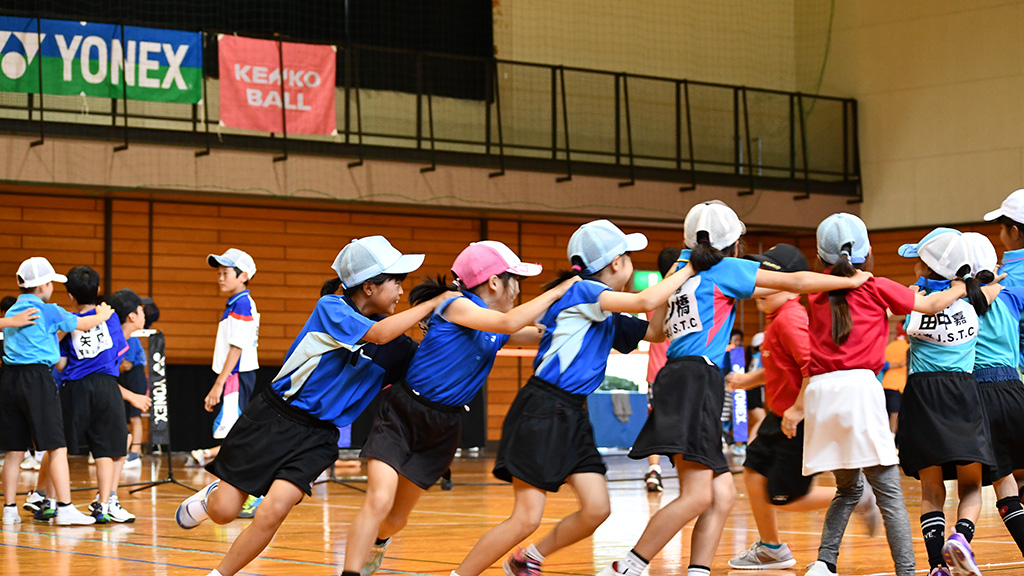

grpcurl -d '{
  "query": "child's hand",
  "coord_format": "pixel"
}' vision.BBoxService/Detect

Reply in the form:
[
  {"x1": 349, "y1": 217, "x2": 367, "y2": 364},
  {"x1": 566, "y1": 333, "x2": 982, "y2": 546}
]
[
  {"x1": 8, "y1": 307, "x2": 38, "y2": 327},
  {"x1": 95, "y1": 302, "x2": 115, "y2": 321},
  {"x1": 555, "y1": 275, "x2": 581, "y2": 294},
  {"x1": 130, "y1": 392, "x2": 152, "y2": 411},
  {"x1": 782, "y1": 405, "x2": 804, "y2": 438},
  {"x1": 850, "y1": 269, "x2": 873, "y2": 287},
  {"x1": 204, "y1": 380, "x2": 225, "y2": 412}
]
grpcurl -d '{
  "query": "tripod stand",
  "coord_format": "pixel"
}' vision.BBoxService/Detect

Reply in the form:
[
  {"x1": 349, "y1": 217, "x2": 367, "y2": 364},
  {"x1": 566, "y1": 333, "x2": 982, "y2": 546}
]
[
  {"x1": 314, "y1": 451, "x2": 366, "y2": 493},
  {"x1": 129, "y1": 444, "x2": 196, "y2": 493}
]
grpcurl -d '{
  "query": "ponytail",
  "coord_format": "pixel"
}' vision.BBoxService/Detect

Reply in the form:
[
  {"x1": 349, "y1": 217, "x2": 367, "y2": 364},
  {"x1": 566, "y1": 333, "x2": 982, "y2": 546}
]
[
  {"x1": 961, "y1": 265, "x2": 994, "y2": 317},
  {"x1": 410, "y1": 274, "x2": 461, "y2": 306},
  {"x1": 543, "y1": 255, "x2": 587, "y2": 291},
  {"x1": 689, "y1": 231, "x2": 737, "y2": 273},
  {"x1": 321, "y1": 277, "x2": 342, "y2": 296},
  {"x1": 827, "y1": 246, "x2": 857, "y2": 346}
]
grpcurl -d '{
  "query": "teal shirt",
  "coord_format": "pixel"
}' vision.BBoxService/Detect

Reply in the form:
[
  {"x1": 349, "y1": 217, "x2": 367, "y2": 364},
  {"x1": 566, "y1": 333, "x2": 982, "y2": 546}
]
[
  {"x1": 998, "y1": 247, "x2": 1024, "y2": 369},
  {"x1": 2, "y1": 294, "x2": 79, "y2": 366},
  {"x1": 904, "y1": 278, "x2": 978, "y2": 374}
]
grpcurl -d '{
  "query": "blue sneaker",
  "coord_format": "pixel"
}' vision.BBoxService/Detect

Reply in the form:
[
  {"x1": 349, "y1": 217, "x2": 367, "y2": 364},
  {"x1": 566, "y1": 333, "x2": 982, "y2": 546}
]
[
  {"x1": 942, "y1": 533, "x2": 981, "y2": 576},
  {"x1": 175, "y1": 481, "x2": 218, "y2": 529},
  {"x1": 237, "y1": 495, "x2": 263, "y2": 519}
]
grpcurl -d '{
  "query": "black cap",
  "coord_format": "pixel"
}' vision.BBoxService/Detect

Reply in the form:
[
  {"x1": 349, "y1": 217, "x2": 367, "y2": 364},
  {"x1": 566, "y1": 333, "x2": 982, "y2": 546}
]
[
  {"x1": 744, "y1": 243, "x2": 808, "y2": 273},
  {"x1": 108, "y1": 289, "x2": 143, "y2": 324}
]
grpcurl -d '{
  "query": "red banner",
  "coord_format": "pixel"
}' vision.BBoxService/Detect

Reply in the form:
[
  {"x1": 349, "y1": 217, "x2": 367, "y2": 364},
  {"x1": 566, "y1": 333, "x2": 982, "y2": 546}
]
[{"x1": 218, "y1": 35, "x2": 337, "y2": 135}]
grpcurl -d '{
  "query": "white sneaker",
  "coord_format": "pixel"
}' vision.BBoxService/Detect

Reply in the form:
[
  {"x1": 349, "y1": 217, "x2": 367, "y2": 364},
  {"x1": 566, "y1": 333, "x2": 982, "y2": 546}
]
[
  {"x1": 107, "y1": 497, "x2": 136, "y2": 524},
  {"x1": 123, "y1": 454, "x2": 142, "y2": 470},
  {"x1": 729, "y1": 540, "x2": 797, "y2": 570},
  {"x1": 805, "y1": 561, "x2": 837, "y2": 575},
  {"x1": 2, "y1": 505, "x2": 21, "y2": 525},
  {"x1": 23, "y1": 491, "x2": 46, "y2": 513},
  {"x1": 190, "y1": 449, "x2": 209, "y2": 468},
  {"x1": 19, "y1": 454, "x2": 40, "y2": 470},
  {"x1": 596, "y1": 562, "x2": 627, "y2": 576},
  {"x1": 176, "y1": 481, "x2": 218, "y2": 529},
  {"x1": 55, "y1": 504, "x2": 97, "y2": 526}
]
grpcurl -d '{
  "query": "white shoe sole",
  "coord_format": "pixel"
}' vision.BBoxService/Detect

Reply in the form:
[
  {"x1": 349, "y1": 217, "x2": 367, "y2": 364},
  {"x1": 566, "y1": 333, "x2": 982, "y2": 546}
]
[
  {"x1": 943, "y1": 539, "x2": 981, "y2": 576},
  {"x1": 728, "y1": 557, "x2": 797, "y2": 570}
]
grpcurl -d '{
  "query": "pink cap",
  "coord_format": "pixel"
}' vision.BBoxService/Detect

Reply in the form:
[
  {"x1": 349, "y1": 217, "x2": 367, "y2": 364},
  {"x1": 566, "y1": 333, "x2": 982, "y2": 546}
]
[{"x1": 451, "y1": 241, "x2": 542, "y2": 288}]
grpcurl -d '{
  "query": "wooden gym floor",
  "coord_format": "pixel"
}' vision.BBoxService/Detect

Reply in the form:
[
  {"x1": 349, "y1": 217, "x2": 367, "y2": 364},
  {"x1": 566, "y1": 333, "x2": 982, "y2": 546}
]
[{"x1": 2, "y1": 451, "x2": 1023, "y2": 575}]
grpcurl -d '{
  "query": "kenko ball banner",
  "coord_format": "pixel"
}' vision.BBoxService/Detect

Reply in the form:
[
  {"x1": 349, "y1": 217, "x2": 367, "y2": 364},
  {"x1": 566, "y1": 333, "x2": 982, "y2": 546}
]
[{"x1": 218, "y1": 35, "x2": 337, "y2": 135}]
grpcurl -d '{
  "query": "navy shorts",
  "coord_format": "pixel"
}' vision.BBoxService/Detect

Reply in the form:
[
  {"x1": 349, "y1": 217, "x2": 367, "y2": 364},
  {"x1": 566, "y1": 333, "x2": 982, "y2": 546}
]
[
  {"x1": 743, "y1": 412, "x2": 813, "y2": 504},
  {"x1": 61, "y1": 372, "x2": 129, "y2": 458}
]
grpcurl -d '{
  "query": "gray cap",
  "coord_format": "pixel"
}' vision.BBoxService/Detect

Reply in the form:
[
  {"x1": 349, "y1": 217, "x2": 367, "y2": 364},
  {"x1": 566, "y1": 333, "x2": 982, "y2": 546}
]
[
  {"x1": 568, "y1": 220, "x2": 648, "y2": 274},
  {"x1": 816, "y1": 213, "x2": 870, "y2": 265},
  {"x1": 332, "y1": 236, "x2": 424, "y2": 290}
]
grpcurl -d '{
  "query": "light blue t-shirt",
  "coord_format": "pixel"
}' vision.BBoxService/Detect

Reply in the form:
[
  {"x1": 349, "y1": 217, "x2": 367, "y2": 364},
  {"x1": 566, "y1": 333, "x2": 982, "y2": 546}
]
[
  {"x1": 905, "y1": 278, "x2": 978, "y2": 374},
  {"x1": 405, "y1": 291, "x2": 511, "y2": 406},
  {"x1": 665, "y1": 253, "x2": 759, "y2": 364},
  {"x1": 533, "y1": 279, "x2": 648, "y2": 395},
  {"x1": 270, "y1": 295, "x2": 417, "y2": 427},
  {"x1": 975, "y1": 286, "x2": 1024, "y2": 370},
  {"x1": 2, "y1": 294, "x2": 78, "y2": 366},
  {"x1": 998, "y1": 247, "x2": 1024, "y2": 369}
]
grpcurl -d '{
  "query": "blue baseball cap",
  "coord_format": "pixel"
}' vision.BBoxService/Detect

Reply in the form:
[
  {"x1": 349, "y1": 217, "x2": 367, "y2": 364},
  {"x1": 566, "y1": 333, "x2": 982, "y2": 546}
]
[{"x1": 816, "y1": 213, "x2": 871, "y2": 265}]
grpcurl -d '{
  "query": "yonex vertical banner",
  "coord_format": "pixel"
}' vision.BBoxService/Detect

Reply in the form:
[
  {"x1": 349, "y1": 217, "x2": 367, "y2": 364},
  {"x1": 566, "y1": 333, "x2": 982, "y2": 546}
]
[
  {"x1": 218, "y1": 34, "x2": 337, "y2": 135},
  {"x1": 0, "y1": 17, "x2": 202, "y2": 103},
  {"x1": 148, "y1": 330, "x2": 170, "y2": 445}
]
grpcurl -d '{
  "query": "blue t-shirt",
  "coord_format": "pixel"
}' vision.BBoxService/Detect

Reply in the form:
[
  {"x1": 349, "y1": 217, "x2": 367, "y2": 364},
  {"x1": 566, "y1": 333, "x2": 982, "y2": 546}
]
[
  {"x1": 905, "y1": 278, "x2": 978, "y2": 374},
  {"x1": 665, "y1": 254, "x2": 759, "y2": 364},
  {"x1": 405, "y1": 291, "x2": 511, "y2": 406},
  {"x1": 60, "y1": 309, "x2": 128, "y2": 381},
  {"x1": 533, "y1": 279, "x2": 648, "y2": 395},
  {"x1": 2, "y1": 294, "x2": 79, "y2": 366},
  {"x1": 125, "y1": 337, "x2": 146, "y2": 367},
  {"x1": 270, "y1": 295, "x2": 417, "y2": 427},
  {"x1": 998, "y1": 247, "x2": 1024, "y2": 369},
  {"x1": 975, "y1": 286, "x2": 1024, "y2": 370}
]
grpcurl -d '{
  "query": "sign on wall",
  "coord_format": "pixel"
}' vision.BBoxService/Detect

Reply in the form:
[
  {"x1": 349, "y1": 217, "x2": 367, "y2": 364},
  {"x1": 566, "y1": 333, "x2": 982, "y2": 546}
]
[
  {"x1": 217, "y1": 34, "x2": 337, "y2": 135},
  {"x1": 0, "y1": 17, "x2": 202, "y2": 103}
]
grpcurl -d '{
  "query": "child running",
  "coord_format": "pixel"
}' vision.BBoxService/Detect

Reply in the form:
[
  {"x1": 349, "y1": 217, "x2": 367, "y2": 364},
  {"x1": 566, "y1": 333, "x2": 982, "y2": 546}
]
[
  {"x1": 897, "y1": 229, "x2": 997, "y2": 576},
  {"x1": 175, "y1": 236, "x2": 453, "y2": 576},
  {"x1": 343, "y1": 240, "x2": 578, "y2": 576},
  {"x1": 782, "y1": 214, "x2": 974, "y2": 576},
  {"x1": 452, "y1": 219, "x2": 697, "y2": 576},
  {"x1": 600, "y1": 202, "x2": 873, "y2": 576}
]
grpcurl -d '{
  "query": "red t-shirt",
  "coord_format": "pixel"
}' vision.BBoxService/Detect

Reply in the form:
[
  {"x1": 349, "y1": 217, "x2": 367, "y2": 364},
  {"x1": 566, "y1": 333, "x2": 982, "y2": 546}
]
[
  {"x1": 807, "y1": 276, "x2": 916, "y2": 376},
  {"x1": 762, "y1": 298, "x2": 810, "y2": 416}
]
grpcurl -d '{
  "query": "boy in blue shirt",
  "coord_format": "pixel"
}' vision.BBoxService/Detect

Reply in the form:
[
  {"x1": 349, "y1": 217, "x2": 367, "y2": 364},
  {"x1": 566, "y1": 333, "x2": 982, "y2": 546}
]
[{"x1": 1, "y1": 257, "x2": 113, "y2": 526}]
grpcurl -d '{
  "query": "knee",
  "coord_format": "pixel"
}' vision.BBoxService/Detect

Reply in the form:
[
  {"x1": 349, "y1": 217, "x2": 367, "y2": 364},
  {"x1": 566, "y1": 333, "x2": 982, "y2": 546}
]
[
  {"x1": 363, "y1": 490, "x2": 396, "y2": 518},
  {"x1": 580, "y1": 501, "x2": 611, "y2": 528},
  {"x1": 509, "y1": 509, "x2": 543, "y2": 537},
  {"x1": 715, "y1": 479, "x2": 738, "y2": 510},
  {"x1": 207, "y1": 502, "x2": 236, "y2": 525},
  {"x1": 380, "y1": 513, "x2": 408, "y2": 535}
]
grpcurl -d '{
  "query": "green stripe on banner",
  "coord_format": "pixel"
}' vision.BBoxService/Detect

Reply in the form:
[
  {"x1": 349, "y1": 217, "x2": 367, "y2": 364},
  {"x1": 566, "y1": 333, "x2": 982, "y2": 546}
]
[{"x1": 0, "y1": 55, "x2": 202, "y2": 103}]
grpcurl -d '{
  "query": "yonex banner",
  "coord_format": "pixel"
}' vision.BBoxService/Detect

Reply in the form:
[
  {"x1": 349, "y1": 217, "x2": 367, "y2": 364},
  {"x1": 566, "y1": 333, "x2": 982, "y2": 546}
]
[
  {"x1": 0, "y1": 17, "x2": 202, "y2": 103},
  {"x1": 218, "y1": 34, "x2": 337, "y2": 135}
]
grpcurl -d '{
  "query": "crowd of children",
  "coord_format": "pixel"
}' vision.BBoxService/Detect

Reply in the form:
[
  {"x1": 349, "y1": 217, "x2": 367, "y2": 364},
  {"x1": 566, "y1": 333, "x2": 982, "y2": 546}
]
[{"x1": 9, "y1": 191, "x2": 1024, "y2": 576}]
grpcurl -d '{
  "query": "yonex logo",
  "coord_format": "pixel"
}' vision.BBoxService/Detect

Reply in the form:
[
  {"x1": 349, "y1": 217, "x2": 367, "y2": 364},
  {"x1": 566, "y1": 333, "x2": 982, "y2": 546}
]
[{"x1": 0, "y1": 31, "x2": 45, "y2": 79}]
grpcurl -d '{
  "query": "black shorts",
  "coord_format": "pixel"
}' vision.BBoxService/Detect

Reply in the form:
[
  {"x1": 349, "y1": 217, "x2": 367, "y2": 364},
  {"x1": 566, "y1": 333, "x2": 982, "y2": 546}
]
[
  {"x1": 630, "y1": 356, "x2": 729, "y2": 474},
  {"x1": 493, "y1": 376, "x2": 606, "y2": 492},
  {"x1": 884, "y1": 389, "x2": 902, "y2": 415},
  {"x1": 119, "y1": 364, "x2": 148, "y2": 420},
  {"x1": 0, "y1": 364, "x2": 66, "y2": 452},
  {"x1": 897, "y1": 371, "x2": 996, "y2": 481},
  {"x1": 976, "y1": 367, "x2": 1024, "y2": 480},
  {"x1": 206, "y1": 389, "x2": 340, "y2": 497},
  {"x1": 236, "y1": 370, "x2": 257, "y2": 410},
  {"x1": 747, "y1": 386, "x2": 764, "y2": 411},
  {"x1": 361, "y1": 383, "x2": 462, "y2": 490},
  {"x1": 743, "y1": 412, "x2": 813, "y2": 504},
  {"x1": 61, "y1": 372, "x2": 129, "y2": 458}
]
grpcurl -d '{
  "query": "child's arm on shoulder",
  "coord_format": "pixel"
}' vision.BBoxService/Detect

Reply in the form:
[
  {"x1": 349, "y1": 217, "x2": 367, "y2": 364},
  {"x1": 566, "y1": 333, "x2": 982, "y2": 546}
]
[
  {"x1": 363, "y1": 291, "x2": 460, "y2": 344},
  {"x1": 911, "y1": 280, "x2": 967, "y2": 314},
  {"x1": 75, "y1": 302, "x2": 115, "y2": 331},
  {"x1": 0, "y1": 307, "x2": 38, "y2": 328},
  {"x1": 444, "y1": 277, "x2": 580, "y2": 334},
  {"x1": 599, "y1": 262, "x2": 696, "y2": 314},
  {"x1": 506, "y1": 324, "x2": 545, "y2": 347},
  {"x1": 755, "y1": 268, "x2": 871, "y2": 294}
]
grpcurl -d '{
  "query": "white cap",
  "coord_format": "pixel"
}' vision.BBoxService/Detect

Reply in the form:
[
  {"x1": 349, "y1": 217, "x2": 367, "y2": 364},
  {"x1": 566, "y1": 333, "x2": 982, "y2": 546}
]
[
  {"x1": 961, "y1": 232, "x2": 998, "y2": 278},
  {"x1": 984, "y1": 188, "x2": 1024, "y2": 223},
  {"x1": 899, "y1": 228, "x2": 970, "y2": 280},
  {"x1": 751, "y1": 332, "x2": 764, "y2": 348},
  {"x1": 451, "y1": 240, "x2": 542, "y2": 289},
  {"x1": 568, "y1": 219, "x2": 648, "y2": 274},
  {"x1": 816, "y1": 213, "x2": 871, "y2": 265},
  {"x1": 17, "y1": 257, "x2": 67, "y2": 288},
  {"x1": 683, "y1": 200, "x2": 746, "y2": 250},
  {"x1": 333, "y1": 236, "x2": 424, "y2": 290},
  {"x1": 208, "y1": 248, "x2": 257, "y2": 280}
]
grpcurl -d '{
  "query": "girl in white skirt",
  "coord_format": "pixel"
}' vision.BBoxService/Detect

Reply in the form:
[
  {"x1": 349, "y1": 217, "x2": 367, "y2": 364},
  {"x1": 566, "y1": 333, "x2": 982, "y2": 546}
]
[
  {"x1": 782, "y1": 214, "x2": 970, "y2": 576},
  {"x1": 897, "y1": 229, "x2": 999, "y2": 576}
]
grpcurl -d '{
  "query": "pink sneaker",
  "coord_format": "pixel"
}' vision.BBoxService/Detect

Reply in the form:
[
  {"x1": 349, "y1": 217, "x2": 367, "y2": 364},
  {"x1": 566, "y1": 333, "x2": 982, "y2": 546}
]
[{"x1": 503, "y1": 548, "x2": 541, "y2": 576}]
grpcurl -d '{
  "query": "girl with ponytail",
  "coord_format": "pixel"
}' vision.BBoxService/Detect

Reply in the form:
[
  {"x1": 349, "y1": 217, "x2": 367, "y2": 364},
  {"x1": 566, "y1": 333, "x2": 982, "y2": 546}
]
[
  {"x1": 454, "y1": 220, "x2": 699, "y2": 576},
  {"x1": 343, "y1": 241, "x2": 579, "y2": 576},
  {"x1": 601, "y1": 202, "x2": 877, "y2": 576},
  {"x1": 897, "y1": 229, "x2": 1004, "y2": 576},
  {"x1": 782, "y1": 217, "x2": 975, "y2": 576}
]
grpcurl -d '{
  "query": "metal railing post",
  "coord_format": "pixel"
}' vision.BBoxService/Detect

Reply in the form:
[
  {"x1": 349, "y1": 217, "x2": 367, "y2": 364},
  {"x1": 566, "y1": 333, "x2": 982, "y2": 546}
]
[{"x1": 273, "y1": 34, "x2": 288, "y2": 162}]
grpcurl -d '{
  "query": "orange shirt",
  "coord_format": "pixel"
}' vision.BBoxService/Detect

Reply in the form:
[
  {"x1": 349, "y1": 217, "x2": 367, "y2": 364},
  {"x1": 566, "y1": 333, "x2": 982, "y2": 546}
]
[{"x1": 881, "y1": 337, "x2": 909, "y2": 393}]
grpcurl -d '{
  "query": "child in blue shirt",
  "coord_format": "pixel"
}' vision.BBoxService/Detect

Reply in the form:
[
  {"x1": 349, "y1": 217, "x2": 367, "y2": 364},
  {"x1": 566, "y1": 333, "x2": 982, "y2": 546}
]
[
  {"x1": 343, "y1": 240, "x2": 578, "y2": 576},
  {"x1": 175, "y1": 236, "x2": 453, "y2": 576},
  {"x1": 1, "y1": 257, "x2": 113, "y2": 527},
  {"x1": 453, "y1": 220, "x2": 700, "y2": 576}
]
